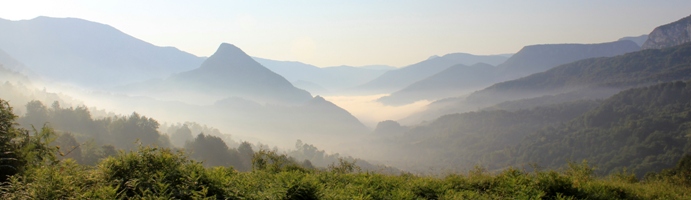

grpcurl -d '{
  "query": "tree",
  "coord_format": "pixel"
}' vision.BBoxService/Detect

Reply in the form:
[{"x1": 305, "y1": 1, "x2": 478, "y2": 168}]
[
  {"x1": 54, "y1": 133, "x2": 81, "y2": 163},
  {"x1": 185, "y1": 133, "x2": 232, "y2": 167},
  {"x1": 170, "y1": 124, "x2": 193, "y2": 147},
  {"x1": 21, "y1": 100, "x2": 49, "y2": 129},
  {"x1": 0, "y1": 99, "x2": 58, "y2": 182}
]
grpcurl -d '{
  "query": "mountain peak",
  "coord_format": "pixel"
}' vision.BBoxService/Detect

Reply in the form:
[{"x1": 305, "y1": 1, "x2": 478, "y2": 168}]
[
  {"x1": 211, "y1": 43, "x2": 251, "y2": 59},
  {"x1": 171, "y1": 43, "x2": 314, "y2": 104},
  {"x1": 200, "y1": 43, "x2": 259, "y2": 71},
  {"x1": 216, "y1": 43, "x2": 244, "y2": 54}
]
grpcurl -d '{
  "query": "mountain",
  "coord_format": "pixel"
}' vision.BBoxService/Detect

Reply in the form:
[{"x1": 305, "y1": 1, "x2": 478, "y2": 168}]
[
  {"x1": 510, "y1": 81, "x2": 691, "y2": 177},
  {"x1": 377, "y1": 63, "x2": 496, "y2": 105},
  {"x1": 0, "y1": 16, "x2": 204, "y2": 87},
  {"x1": 497, "y1": 40, "x2": 640, "y2": 79},
  {"x1": 406, "y1": 41, "x2": 691, "y2": 124},
  {"x1": 379, "y1": 80, "x2": 691, "y2": 176},
  {"x1": 618, "y1": 35, "x2": 649, "y2": 47},
  {"x1": 254, "y1": 58, "x2": 389, "y2": 92},
  {"x1": 120, "y1": 43, "x2": 312, "y2": 105},
  {"x1": 467, "y1": 42, "x2": 691, "y2": 106},
  {"x1": 378, "y1": 41, "x2": 639, "y2": 106},
  {"x1": 353, "y1": 53, "x2": 509, "y2": 94},
  {"x1": 359, "y1": 65, "x2": 397, "y2": 70},
  {"x1": 109, "y1": 43, "x2": 368, "y2": 140},
  {"x1": 0, "y1": 48, "x2": 37, "y2": 81},
  {"x1": 642, "y1": 15, "x2": 691, "y2": 49},
  {"x1": 292, "y1": 80, "x2": 329, "y2": 95}
]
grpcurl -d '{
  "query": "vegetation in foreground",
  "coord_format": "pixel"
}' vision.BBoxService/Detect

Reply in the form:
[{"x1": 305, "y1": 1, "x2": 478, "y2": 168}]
[
  {"x1": 2, "y1": 99, "x2": 691, "y2": 199},
  {"x1": 2, "y1": 145, "x2": 691, "y2": 199}
]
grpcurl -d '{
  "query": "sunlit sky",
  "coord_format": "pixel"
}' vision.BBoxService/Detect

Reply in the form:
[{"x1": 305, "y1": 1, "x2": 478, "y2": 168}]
[{"x1": 1, "y1": 0, "x2": 690, "y2": 67}]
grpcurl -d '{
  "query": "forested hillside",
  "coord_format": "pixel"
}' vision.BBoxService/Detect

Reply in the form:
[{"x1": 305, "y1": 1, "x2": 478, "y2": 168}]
[
  {"x1": 385, "y1": 100, "x2": 601, "y2": 172},
  {"x1": 512, "y1": 81, "x2": 691, "y2": 177},
  {"x1": 468, "y1": 42, "x2": 691, "y2": 106},
  {"x1": 383, "y1": 80, "x2": 691, "y2": 178},
  {"x1": 410, "y1": 41, "x2": 691, "y2": 123},
  {"x1": 2, "y1": 98, "x2": 691, "y2": 199}
]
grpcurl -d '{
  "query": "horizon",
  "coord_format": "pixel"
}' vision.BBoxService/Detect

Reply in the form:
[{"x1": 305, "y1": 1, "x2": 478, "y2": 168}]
[{"x1": 1, "y1": 1, "x2": 690, "y2": 67}]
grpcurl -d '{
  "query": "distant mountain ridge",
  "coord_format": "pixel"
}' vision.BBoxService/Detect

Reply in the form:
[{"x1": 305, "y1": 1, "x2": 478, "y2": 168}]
[
  {"x1": 0, "y1": 16, "x2": 204, "y2": 87},
  {"x1": 468, "y1": 42, "x2": 691, "y2": 106},
  {"x1": 497, "y1": 40, "x2": 640, "y2": 79},
  {"x1": 618, "y1": 35, "x2": 649, "y2": 47},
  {"x1": 378, "y1": 41, "x2": 639, "y2": 106},
  {"x1": 377, "y1": 63, "x2": 496, "y2": 105},
  {"x1": 352, "y1": 53, "x2": 509, "y2": 94},
  {"x1": 254, "y1": 58, "x2": 390, "y2": 93},
  {"x1": 404, "y1": 41, "x2": 691, "y2": 124},
  {"x1": 642, "y1": 15, "x2": 691, "y2": 49}
]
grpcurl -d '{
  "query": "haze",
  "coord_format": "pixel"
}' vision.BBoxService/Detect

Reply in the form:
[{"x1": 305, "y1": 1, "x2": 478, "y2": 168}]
[
  {"x1": 2, "y1": 0, "x2": 689, "y2": 67},
  {"x1": 2, "y1": 0, "x2": 691, "y2": 189}
]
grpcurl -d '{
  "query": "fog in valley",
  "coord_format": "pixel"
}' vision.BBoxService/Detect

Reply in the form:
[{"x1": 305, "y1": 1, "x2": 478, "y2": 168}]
[{"x1": 3, "y1": 2, "x2": 691, "y2": 192}]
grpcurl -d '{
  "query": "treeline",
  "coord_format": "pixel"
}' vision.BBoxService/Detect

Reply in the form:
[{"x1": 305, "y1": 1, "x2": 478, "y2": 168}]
[
  {"x1": 2, "y1": 98, "x2": 691, "y2": 198},
  {"x1": 384, "y1": 100, "x2": 601, "y2": 172},
  {"x1": 389, "y1": 80, "x2": 691, "y2": 177},
  {"x1": 513, "y1": 80, "x2": 691, "y2": 176},
  {"x1": 13, "y1": 99, "x2": 389, "y2": 172},
  {"x1": 11, "y1": 99, "x2": 258, "y2": 169}
]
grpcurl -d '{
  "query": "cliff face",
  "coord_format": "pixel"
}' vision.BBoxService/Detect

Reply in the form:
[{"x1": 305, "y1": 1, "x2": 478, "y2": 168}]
[{"x1": 642, "y1": 15, "x2": 691, "y2": 50}]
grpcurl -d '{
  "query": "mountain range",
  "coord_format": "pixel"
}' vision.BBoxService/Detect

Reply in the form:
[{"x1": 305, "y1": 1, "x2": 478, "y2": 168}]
[
  {"x1": 0, "y1": 17, "x2": 205, "y2": 87},
  {"x1": 255, "y1": 58, "x2": 392, "y2": 94},
  {"x1": 405, "y1": 39, "x2": 690, "y2": 125},
  {"x1": 3, "y1": 13, "x2": 691, "y2": 177},
  {"x1": 377, "y1": 63, "x2": 495, "y2": 105},
  {"x1": 0, "y1": 17, "x2": 370, "y2": 146},
  {"x1": 116, "y1": 43, "x2": 313, "y2": 105},
  {"x1": 351, "y1": 53, "x2": 509, "y2": 94},
  {"x1": 618, "y1": 35, "x2": 649, "y2": 47},
  {"x1": 377, "y1": 40, "x2": 640, "y2": 106}
]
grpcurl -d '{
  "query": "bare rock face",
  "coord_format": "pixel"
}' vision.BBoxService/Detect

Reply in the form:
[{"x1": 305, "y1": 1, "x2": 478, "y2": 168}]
[{"x1": 642, "y1": 15, "x2": 691, "y2": 50}]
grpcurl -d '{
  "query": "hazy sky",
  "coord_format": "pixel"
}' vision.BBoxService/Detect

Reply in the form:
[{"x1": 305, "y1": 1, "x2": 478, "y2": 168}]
[{"x1": 1, "y1": 0, "x2": 690, "y2": 67}]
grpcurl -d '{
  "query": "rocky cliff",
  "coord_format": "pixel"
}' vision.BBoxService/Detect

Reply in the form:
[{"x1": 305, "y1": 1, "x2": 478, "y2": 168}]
[{"x1": 642, "y1": 15, "x2": 691, "y2": 49}]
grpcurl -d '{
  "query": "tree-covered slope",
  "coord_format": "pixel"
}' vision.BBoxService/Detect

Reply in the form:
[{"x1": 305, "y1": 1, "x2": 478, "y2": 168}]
[
  {"x1": 513, "y1": 81, "x2": 691, "y2": 177},
  {"x1": 387, "y1": 100, "x2": 601, "y2": 171},
  {"x1": 3, "y1": 97, "x2": 690, "y2": 199},
  {"x1": 387, "y1": 81, "x2": 691, "y2": 177},
  {"x1": 467, "y1": 42, "x2": 691, "y2": 107}
]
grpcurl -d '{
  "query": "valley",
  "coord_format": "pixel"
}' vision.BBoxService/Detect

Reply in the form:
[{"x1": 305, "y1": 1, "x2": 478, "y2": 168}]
[{"x1": 1, "y1": 3, "x2": 691, "y2": 198}]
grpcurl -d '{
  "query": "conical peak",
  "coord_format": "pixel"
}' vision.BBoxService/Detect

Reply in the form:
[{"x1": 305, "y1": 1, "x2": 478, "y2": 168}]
[
  {"x1": 213, "y1": 43, "x2": 247, "y2": 57},
  {"x1": 200, "y1": 43, "x2": 259, "y2": 71}
]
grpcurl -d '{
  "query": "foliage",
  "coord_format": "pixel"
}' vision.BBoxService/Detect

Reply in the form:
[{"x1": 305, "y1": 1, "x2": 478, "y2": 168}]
[
  {"x1": 468, "y1": 42, "x2": 691, "y2": 106},
  {"x1": 386, "y1": 100, "x2": 600, "y2": 172},
  {"x1": 0, "y1": 99, "x2": 58, "y2": 183},
  {"x1": 515, "y1": 81, "x2": 691, "y2": 176},
  {"x1": 4, "y1": 148, "x2": 690, "y2": 199},
  {"x1": 18, "y1": 100, "x2": 169, "y2": 150},
  {"x1": 1, "y1": 96, "x2": 691, "y2": 199},
  {"x1": 384, "y1": 80, "x2": 691, "y2": 176}
]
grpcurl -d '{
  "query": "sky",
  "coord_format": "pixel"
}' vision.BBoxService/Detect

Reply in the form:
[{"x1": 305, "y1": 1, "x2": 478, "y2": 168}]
[{"x1": 1, "y1": 0, "x2": 690, "y2": 67}]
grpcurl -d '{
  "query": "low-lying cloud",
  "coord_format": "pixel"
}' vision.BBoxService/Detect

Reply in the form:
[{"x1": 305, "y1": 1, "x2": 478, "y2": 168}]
[{"x1": 323, "y1": 94, "x2": 431, "y2": 128}]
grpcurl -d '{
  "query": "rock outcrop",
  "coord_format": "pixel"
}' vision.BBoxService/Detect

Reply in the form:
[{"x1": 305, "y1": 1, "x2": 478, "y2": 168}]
[{"x1": 642, "y1": 15, "x2": 691, "y2": 49}]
